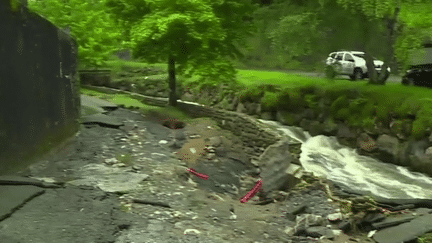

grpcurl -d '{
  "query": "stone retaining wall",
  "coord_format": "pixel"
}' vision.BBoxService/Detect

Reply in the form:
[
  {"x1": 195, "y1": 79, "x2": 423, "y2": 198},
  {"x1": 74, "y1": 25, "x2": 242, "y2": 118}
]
[
  {"x1": 81, "y1": 85, "x2": 283, "y2": 160},
  {"x1": 0, "y1": 2, "x2": 80, "y2": 175}
]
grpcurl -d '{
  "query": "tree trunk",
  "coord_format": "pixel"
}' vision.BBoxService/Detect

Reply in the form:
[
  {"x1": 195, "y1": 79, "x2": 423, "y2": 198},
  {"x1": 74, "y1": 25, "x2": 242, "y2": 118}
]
[
  {"x1": 168, "y1": 54, "x2": 177, "y2": 107},
  {"x1": 377, "y1": 5, "x2": 401, "y2": 84},
  {"x1": 357, "y1": 14, "x2": 378, "y2": 84},
  {"x1": 365, "y1": 51, "x2": 378, "y2": 84}
]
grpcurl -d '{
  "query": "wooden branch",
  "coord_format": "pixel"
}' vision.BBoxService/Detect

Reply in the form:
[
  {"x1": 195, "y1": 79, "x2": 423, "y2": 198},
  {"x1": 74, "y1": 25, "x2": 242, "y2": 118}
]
[{"x1": 132, "y1": 198, "x2": 171, "y2": 208}]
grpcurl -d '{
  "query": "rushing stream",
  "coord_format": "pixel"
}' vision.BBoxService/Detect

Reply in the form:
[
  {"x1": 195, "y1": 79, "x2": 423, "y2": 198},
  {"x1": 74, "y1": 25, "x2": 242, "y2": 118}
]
[{"x1": 258, "y1": 119, "x2": 432, "y2": 200}]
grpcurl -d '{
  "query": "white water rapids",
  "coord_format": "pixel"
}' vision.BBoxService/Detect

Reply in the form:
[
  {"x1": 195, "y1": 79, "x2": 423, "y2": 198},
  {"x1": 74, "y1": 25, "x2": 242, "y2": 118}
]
[{"x1": 258, "y1": 119, "x2": 432, "y2": 200}]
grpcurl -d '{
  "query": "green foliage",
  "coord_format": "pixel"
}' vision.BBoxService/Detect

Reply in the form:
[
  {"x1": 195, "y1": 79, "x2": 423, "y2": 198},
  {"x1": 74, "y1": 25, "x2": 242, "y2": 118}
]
[
  {"x1": 394, "y1": 98, "x2": 421, "y2": 117},
  {"x1": 269, "y1": 11, "x2": 324, "y2": 65},
  {"x1": 361, "y1": 117, "x2": 376, "y2": 130},
  {"x1": 28, "y1": 0, "x2": 123, "y2": 69},
  {"x1": 349, "y1": 98, "x2": 369, "y2": 114},
  {"x1": 412, "y1": 119, "x2": 428, "y2": 139},
  {"x1": 305, "y1": 94, "x2": 319, "y2": 109},
  {"x1": 276, "y1": 87, "x2": 305, "y2": 111},
  {"x1": 238, "y1": 85, "x2": 265, "y2": 103},
  {"x1": 10, "y1": 0, "x2": 21, "y2": 12},
  {"x1": 330, "y1": 95, "x2": 349, "y2": 114},
  {"x1": 336, "y1": 108, "x2": 350, "y2": 121},
  {"x1": 261, "y1": 92, "x2": 279, "y2": 111},
  {"x1": 116, "y1": 0, "x2": 257, "y2": 105},
  {"x1": 418, "y1": 232, "x2": 432, "y2": 243},
  {"x1": 336, "y1": 0, "x2": 402, "y2": 19},
  {"x1": 361, "y1": 101, "x2": 376, "y2": 118}
]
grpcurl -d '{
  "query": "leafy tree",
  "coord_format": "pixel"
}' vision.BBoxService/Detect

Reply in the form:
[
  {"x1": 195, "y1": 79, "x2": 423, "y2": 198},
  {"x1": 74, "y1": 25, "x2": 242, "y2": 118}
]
[
  {"x1": 104, "y1": 0, "x2": 151, "y2": 51},
  {"x1": 395, "y1": 1, "x2": 432, "y2": 73},
  {"x1": 248, "y1": 0, "x2": 389, "y2": 71},
  {"x1": 109, "y1": 0, "x2": 257, "y2": 106},
  {"x1": 28, "y1": 0, "x2": 123, "y2": 68},
  {"x1": 269, "y1": 11, "x2": 324, "y2": 66},
  {"x1": 332, "y1": 0, "x2": 431, "y2": 84}
]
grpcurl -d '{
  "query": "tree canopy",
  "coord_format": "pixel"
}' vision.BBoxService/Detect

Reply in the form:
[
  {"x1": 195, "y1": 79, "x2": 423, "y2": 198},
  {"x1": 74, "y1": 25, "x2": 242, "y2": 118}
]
[
  {"x1": 107, "y1": 0, "x2": 258, "y2": 106},
  {"x1": 28, "y1": 0, "x2": 123, "y2": 68}
]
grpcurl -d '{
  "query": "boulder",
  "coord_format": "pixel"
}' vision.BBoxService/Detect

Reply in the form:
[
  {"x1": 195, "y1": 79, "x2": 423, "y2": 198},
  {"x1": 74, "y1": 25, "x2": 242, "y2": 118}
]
[
  {"x1": 305, "y1": 226, "x2": 335, "y2": 239},
  {"x1": 308, "y1": 121, "x2": 324, "y2": 137},
  {"x1": 302, "y1": 109, "x2": 316, "y2": 120},
  {"x1": 260, "y1": 112, "x2": 273, "y2": 120},
  {"x1": 405, "y1": 139, "x2": 432, "y2": 175},
  {"x1": 300, "y1": 119, "x2": 312, "y2": 131},
  {"x1": 236, "y1": 102, "x2": 247, "y2": 113},
  {"x1": 257, "y1": 138, "x2": 299, "y2": 195},
  {"x1": 410, "y1": 154, "x2": 432, "y2": 176},
  {"x1": 336, "y1": 123, "x2": 356, "y2": 139},
  {"x1": 357, "y1": 133, "x2": 377, "y2": 152},
  {"x1": 246, "y1": 102, "x2": 259, "y2": 116},
  {"x1": 276, "y1": 111, "x2": 302, "y2": 126},
  {"x1": 255, "y1": 103, "x2": 262, "y2": 115},
  {"x1": 230, "y1": 96, "x2": 239, "y2": 111},
  {"x1": 425, "y1": 147, "x2": 432, "y2": 156},
  {"x1": 389, "y1": 120, "x2": 405, "y2": 139},
  {"x1": 396, "y1": 140, "x2": 412, "y2": 166},
  {"x1": 322, "y1": 118, "x2": 338, "y2": 136},
  {"x1": 207, "y1": 136, "x2": 222, "y2": 147},
  {"x1": 402, "y1": 119, "x2": 413, "y2": 137},
  {"x1": 375, "y1": 134, "x2": 399, "y2": 164},
  {"x1": 276, "y1": 111, "x2": 291, "y2": 125},
  {"x1": 327, "y1": 212, "x2": 344, "y2": 222}
]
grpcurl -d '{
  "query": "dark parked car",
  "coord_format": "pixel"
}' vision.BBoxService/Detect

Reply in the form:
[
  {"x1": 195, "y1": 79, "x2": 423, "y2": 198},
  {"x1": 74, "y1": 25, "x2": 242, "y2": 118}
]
[
  {"x1": 402, "y1": 64, "x2": 432, "y2": 87},
  {"x1": 402, "y1": 46, "x2": 432, "y2": 87}
]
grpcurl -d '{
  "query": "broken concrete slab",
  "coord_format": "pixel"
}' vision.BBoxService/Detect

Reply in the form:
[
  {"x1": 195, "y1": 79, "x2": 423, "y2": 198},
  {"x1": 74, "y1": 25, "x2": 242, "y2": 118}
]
[
  {"x1": 67, "y1": 164, "x2": 149, "y2": 193},
  {"x1": 372, "y1": 215, "x2": 416, "y2": 230},
  {"x1": 0, "y1": 176, "x2": 61, "y2": 188},
  {"x1": 373, "y1": 213, "x2": 432, "y2": 243},
  {"x1": 81, "y1": 94, "x2": 118, "y2": 109},
  {"x1": 81, "y1": 113, "x2": 123, "y2": 127},
  {"x1": 0, "y1": 185, "x2": 44, "y2": 221}
]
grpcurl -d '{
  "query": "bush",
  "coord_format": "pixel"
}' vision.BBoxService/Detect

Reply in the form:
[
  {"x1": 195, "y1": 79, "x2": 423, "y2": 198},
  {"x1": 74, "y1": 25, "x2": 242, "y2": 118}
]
[
  {"x1": 394, "y1": 98, "x2": 421, "y2": 117},
  {"x1": 330, "y1": 95, "x2": 349, "y2": 115},
  {"x1": 299, "y1": 85, "x2": 317, "y2": 96},
  {"x1": 361, "y1": 101, "x2": 376, "y2": 118},
  {"x1": 412, "y1": 119, "x2": 428, "y2": 139},
  {"x1": 305, "y1": 94, "x2": 319, "y2": 109},
  {"x1": 261, "y1": 92, "x2": 279, "y2": 112},
  {"x1": 361, "y1": 117, "x2": 376, "y2": 131},
  {"x1": 238, "y1": 85, "x2": 265, "y2": 103},
  {"x1": 412, "y1": 102, "x2": 432, "y2": 139},
  {"x1": 349, "y1": 98, "x2": 369, "y2": 114},
  {"x1": 336, "y1": 108, "x2": 350, "y2": 121}
]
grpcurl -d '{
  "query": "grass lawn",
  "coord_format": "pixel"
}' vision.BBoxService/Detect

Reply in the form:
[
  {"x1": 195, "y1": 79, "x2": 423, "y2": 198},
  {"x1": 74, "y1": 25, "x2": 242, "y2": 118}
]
[
  {"x1": 98, "y1": 60, "x2": 432, "y2": 136},
  {"x1": 80, "y1": 87, "x2": 195, "y2": 123},
  {"x1": 101, "y1": 59, "x2": 432, "y2": 100}
]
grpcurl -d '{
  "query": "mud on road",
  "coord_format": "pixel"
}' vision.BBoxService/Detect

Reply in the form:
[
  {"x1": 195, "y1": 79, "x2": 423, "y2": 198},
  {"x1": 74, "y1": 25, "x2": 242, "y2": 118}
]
[{"x1": 1, "y1": 106, "x2": 358, "y2": 243}]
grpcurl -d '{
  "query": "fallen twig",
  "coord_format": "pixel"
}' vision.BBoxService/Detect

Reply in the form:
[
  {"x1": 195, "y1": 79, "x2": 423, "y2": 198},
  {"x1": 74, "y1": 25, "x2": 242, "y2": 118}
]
[{"x1": 132, "y1": 198, "x2": 171, "y2": 208}]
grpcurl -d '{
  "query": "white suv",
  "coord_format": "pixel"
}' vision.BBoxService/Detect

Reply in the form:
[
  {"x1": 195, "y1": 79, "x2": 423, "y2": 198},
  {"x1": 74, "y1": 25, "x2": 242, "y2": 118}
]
[{"x1": 326, "y1": 51, "x2": 391, "y2": 81}]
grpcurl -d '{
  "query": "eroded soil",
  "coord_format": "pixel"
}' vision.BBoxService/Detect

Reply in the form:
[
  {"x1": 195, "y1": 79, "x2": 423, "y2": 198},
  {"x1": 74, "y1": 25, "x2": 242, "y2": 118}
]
[{"x1": 1, "y1": 107, "x2": 370, "y2": 243}]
